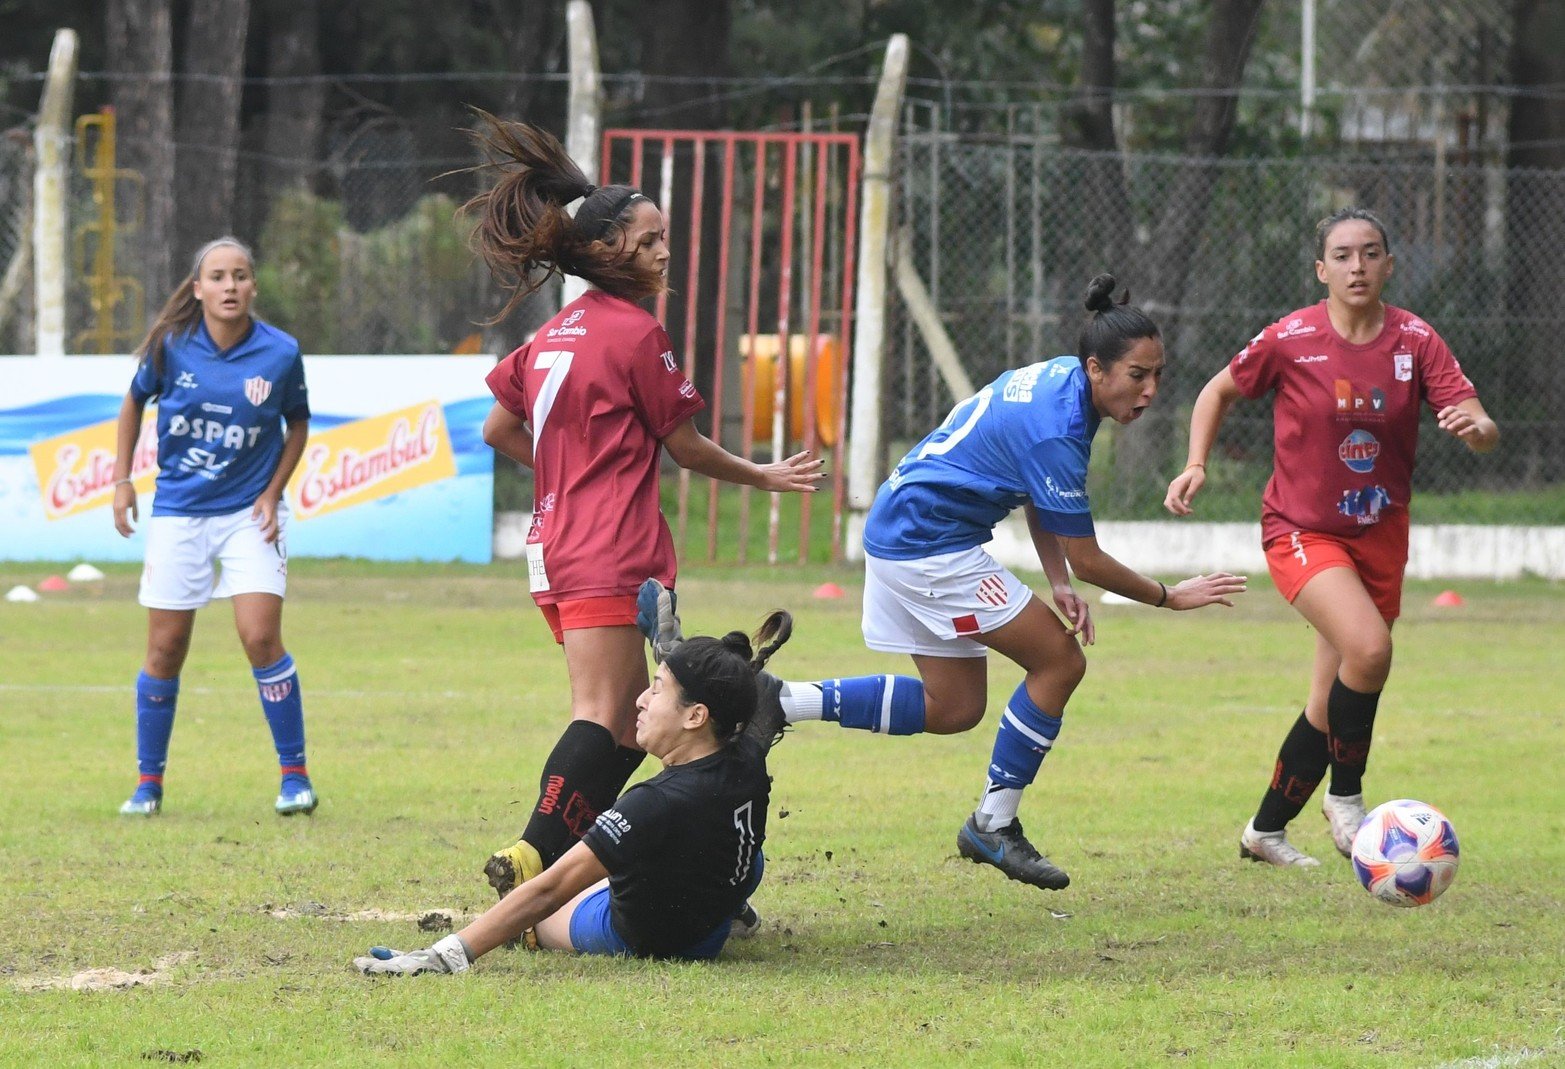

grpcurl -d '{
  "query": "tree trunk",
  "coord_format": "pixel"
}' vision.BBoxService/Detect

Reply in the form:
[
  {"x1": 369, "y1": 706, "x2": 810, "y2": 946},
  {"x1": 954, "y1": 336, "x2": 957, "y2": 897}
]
[
  {"x1": 1505, "y1": 0, "x2": 1565, "y2": 481},
  {"x1": 1063, "y1": 0, "x2": 1134, "y2": 278},
  {"x1": 176, "y1": 0, "x2": 251, "y2": 260},
  {"x1": 108, "y1": 0, "x2": 177, "y2": 305},
  {"x1": 1113, "y1": 0, "x2": 1266, "y2": 507},
  {"x1": 261, "y1": 0, "x2": 323, "y2": 198}
]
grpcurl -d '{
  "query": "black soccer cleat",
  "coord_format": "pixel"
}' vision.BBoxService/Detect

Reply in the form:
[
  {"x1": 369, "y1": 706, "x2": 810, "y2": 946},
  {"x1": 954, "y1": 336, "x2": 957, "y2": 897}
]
[
  {"x1": 957, "y1": 815, "x2": 1070, "y2": 890},
  {"x1": 741, "y1": 671, "x2": 788, "y2": 750}
]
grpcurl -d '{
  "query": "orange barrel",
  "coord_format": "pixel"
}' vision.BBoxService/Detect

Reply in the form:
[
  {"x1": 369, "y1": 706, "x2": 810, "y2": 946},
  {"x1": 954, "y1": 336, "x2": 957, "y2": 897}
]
[{"x1": 743, "y1": 333, "x2": 840, "y2": 448}]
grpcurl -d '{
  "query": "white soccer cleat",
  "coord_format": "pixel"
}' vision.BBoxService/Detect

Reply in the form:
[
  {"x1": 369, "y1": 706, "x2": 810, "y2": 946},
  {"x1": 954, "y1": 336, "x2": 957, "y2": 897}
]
[
  {"x1": 1239, "y1": 819, "x2": 1321, "y2": 868},
  {"x1": 1321, "y1": 792, "x2": 1368, "y2": 858}
]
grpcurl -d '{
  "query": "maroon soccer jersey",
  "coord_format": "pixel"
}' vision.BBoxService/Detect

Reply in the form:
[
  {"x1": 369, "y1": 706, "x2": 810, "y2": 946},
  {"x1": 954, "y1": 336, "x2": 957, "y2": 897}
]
[
  {"x1": 1228, "y1": 301, "x2": 1475, "y2": 542},
  {"x1": 486, "y1": 290, "x2": 705, "y2": 604}
]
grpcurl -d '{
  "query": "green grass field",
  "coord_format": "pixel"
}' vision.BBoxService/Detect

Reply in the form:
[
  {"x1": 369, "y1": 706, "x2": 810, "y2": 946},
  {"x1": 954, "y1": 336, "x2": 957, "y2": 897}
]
[{"x1": 2, "y1": 561, "x2": 1561, "y2": 1067}]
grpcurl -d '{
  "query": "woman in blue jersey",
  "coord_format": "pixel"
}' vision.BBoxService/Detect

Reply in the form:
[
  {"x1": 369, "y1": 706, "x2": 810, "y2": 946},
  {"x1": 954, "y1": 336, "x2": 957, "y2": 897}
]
[
  {"x1": 110, "y1": 237, "x2": 317, "y2": 817},
  {"x1": 759, "y1": 275, "x2": 1247, "y2": 890}
]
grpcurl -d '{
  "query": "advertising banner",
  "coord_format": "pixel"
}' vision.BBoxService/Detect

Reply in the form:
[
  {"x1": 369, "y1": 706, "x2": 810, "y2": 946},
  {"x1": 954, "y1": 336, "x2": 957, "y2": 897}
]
[{"x1": 1, "y1": 355, "x2": 495, "y2": 563}]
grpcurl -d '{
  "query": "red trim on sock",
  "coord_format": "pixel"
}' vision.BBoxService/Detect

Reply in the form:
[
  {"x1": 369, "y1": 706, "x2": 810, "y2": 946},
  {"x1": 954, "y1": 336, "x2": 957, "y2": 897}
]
[
  {"x1": 137, "y1": 774, "x2": 163, "y2": 786},
  {"x1": 280, "y1": 765, "x2": 308, "y2": 777}
]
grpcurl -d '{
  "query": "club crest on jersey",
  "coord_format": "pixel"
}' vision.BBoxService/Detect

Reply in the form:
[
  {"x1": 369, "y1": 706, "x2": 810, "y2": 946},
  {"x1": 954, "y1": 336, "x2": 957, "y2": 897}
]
[
  {"x1": 243, "y1": 376, "x2": 273, "y2": 406},
  {"x1": 975, "y1": 574, "x2": 1009, "y2": 608},
  {"x1": 1394, "y1": 352, "x2": 1413, "y2": 382}
]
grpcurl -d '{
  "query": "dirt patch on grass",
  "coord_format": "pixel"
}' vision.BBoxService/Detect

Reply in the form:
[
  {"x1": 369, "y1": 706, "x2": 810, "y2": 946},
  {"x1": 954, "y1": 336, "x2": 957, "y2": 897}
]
[
  {"x1": 261, "y1": 904, "x2": 467, "y2": 927},
  {"x1": 14, "y1": 951, "x2": 198, "y2": 992}
]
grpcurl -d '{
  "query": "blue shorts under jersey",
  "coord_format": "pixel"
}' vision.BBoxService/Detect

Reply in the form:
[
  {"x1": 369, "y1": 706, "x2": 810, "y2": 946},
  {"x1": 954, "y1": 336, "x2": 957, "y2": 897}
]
[
  {"x1": 863, "y1": 356, "x2": 1101, "y2": 560},
  {"x1": 131, "y1": 319, "x2": 309, "y2": 517}
]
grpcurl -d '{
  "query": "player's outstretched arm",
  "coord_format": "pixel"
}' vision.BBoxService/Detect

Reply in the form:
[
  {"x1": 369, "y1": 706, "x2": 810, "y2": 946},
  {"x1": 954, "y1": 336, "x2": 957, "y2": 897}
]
[
  {"x1": 1165, "y1": 367, "x2": 1243, "y2": 516},
  {"x1": 1061, "y1": 534, "x2": 1246, "y2": 610},
  {"x1": 661, "y1": 419, "x2": 825, "y2": 493},
  {"x1": 355, "y1": 843, "x2": 608, "y2": 976}
]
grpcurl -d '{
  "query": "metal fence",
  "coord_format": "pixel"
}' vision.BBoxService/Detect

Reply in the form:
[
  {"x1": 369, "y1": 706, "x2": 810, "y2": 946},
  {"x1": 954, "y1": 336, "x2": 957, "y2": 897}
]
[{"x1": 889, "y1": 134, "x2": 1565, "y2": 521}]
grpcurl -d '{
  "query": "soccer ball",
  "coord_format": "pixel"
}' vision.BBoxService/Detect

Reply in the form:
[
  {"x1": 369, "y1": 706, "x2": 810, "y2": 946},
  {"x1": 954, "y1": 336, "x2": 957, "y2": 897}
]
[{"x1": 1350, "y1": 799, "x2": 1460, "y2": 907}]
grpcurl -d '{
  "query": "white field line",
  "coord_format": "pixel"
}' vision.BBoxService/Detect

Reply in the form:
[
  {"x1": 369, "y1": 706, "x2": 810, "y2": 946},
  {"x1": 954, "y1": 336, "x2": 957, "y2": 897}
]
[
  {"x1": 1432, "y1": 1046, "x2": 1562, "y2": 1069},
  {"x1": 1, "y1": 683, "x2": 473, "y2": 699}
]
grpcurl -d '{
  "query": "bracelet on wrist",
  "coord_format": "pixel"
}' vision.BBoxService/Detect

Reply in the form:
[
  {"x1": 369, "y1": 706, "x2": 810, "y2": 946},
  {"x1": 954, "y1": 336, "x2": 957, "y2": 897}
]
[
  {"x1": 1183, "y1": 462, "x2": 1206, "y2": 472},
  {"x1": 1154, "y1": 580, "x2": 1168, "y2": 608},
  {"x1": 114, "y1": 478, "x2": 134, "y2": 487}
]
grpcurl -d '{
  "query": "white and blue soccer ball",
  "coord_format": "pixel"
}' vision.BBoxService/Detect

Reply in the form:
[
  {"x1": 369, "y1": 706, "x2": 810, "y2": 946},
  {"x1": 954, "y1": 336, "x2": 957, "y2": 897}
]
[{"x1": 1350, "y1": 799, "x2": 1460, "y2": 907}]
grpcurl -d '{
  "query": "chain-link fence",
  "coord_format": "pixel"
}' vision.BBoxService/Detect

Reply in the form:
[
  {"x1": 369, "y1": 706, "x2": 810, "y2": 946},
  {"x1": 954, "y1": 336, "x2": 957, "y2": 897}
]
[
  {"x1": 0, "y1": 130, "x2": 32, "y2": 353},
  {"x1": 889, "y1": 133, "x2": 1565, "y2": 521}
]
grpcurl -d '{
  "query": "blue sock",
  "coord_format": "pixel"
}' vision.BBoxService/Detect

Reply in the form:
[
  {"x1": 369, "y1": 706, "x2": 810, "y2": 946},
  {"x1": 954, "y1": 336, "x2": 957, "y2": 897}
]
[
  {"x1": 820, "y1": 675, "x2": 925, "y2": 735},
  {"x1": 254, "y1": 653, "x2": 308, "y2": 781},
  {"x1": 986, "y1": 681, "x2": 1063, "y2": 790},
  {"x1": 134, "y1": 671, "x2": 179, "y2": 795}
]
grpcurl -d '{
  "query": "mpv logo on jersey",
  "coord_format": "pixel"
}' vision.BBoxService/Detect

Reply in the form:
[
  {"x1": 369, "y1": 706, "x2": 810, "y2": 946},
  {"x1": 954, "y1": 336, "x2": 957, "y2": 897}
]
[{"x1": 1334, "y1": 380, "x2": 1387, "y2": 418}]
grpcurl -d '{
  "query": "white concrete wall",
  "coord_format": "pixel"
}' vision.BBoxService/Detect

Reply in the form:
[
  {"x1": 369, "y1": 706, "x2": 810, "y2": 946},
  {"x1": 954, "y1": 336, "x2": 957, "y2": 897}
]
[{"x1": 495, "y1": 510, "x2": 1565, "y2": 580}]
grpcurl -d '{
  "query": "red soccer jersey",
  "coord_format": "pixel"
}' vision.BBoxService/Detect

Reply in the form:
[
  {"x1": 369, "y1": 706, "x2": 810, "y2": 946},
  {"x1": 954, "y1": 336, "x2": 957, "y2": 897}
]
[
  {"x1": 486, "y1": 290, "x2": 705, "y2": 604},
  {"x1": 1228, "y1": 301, "x2": 1476, "y2": 542}
]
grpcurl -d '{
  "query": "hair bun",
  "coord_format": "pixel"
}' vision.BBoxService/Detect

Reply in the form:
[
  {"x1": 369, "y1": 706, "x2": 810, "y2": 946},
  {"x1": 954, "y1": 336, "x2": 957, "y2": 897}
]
[
  {"x1": 719, "y1": 631, "x2": 754, "y2": 661},
  {"x1": 1084, "y1": 273, "x2": 1118, "y2": 314}
]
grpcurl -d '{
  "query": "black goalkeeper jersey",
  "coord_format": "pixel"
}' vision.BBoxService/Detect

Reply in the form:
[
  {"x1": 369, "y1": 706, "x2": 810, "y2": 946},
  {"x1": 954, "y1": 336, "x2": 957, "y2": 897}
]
[{"x1": 580, "y1": 735, "x2": 769, "y2": 958}]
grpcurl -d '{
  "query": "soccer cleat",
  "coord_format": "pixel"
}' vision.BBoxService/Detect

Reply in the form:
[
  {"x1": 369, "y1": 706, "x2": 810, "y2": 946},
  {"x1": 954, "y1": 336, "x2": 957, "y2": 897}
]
[
  {"x1": 275, "y1": 774, "x2": 318, "y2": 816},
  {"x1": 1239, "y1": 819, "x2": 1322, "y2": 868},
  {"x1": 957, "y1": 815, "x2": 1070, "y2": 890},
  {"x1": 635, "y1": 578, "x2": 683, "y2": 663},
  {"x1": 1321, "y1": 792, "x2": 1368, "y2": 858},
  {"x1": 742, "y1": 671, "x2": 788, "y2": 750},
  {"x1": 119, "y1": 784, "x2": 162, "y2": 816},
  {"x1": 483, "y1": 839, "x2": 544, "y2": 949},
  {"x1": 730, "y1": 901, "x2": 761, "y2": 940}
]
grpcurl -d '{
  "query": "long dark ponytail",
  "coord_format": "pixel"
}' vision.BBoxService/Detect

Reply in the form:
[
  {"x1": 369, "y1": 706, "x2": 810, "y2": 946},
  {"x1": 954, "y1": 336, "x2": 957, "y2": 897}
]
[{"x1": 463, "y1": 111, "x2": 666, "y2": 320}]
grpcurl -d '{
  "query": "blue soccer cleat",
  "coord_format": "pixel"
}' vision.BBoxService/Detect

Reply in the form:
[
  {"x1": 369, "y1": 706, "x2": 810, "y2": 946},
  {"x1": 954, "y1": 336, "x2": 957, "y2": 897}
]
[
  {"x1": 119, "y1": 782, "x2": 163, "y2": 816},
  {"x1": 275, "y1": 773, "x2": 318, "y2": 816}
]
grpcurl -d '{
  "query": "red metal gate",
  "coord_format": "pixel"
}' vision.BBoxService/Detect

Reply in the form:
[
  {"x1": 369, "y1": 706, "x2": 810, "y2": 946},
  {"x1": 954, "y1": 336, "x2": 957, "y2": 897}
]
[{"x1": 600, "y1": 129, "x2": 860, "y2": 564}]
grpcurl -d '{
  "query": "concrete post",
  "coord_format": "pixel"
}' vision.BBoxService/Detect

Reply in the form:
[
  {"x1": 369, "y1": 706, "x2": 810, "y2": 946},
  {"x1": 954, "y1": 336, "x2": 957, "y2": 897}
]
[
  {"x1": 33, "y1": 29, "x2": 78, "y2": 358},
  {"x1": 845, "y1": 34, "x2": 909, "y2": 559},
  {"x1": 561, "y1": 0, "x2": 601, "y2": 309}
]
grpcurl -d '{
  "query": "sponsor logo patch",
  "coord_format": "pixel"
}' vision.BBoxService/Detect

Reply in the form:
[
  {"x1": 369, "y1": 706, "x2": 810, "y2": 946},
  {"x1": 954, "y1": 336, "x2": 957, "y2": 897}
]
[{"x1": 1337, "y1": 429, "x2": 1381, "y2": 473}]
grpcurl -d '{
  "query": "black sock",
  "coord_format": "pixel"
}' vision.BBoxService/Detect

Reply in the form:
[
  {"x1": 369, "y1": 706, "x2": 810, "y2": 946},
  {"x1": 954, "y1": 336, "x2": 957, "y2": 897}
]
[
  {"x1": 521, "y1": 720, "x2": 618, "y2": 866},
  {"x1": 587, "y1": 745, "x2": 647, "y2": 816},
  {"x1": 1253, "y1": 712, "x2": 1330, "y2": 833},
  {"x1": 1326, "y1": 677, "x2": 1380, "y2": 797}
]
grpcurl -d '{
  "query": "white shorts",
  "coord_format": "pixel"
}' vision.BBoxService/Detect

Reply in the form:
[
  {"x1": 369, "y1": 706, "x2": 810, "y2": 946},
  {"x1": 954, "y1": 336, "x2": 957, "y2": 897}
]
[
  {"x1": 862, "y1": 546, "x2": 1033, "y2": 658},
  {"x1": 139, "y1": 507, "x2": 289, "y2": 610}
]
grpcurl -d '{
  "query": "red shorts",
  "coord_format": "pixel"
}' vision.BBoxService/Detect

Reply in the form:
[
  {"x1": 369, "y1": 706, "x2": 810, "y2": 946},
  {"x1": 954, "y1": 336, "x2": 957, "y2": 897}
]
[
  {"x1": 1263, "y1": 510, "x2": 1410, "y2": 622},
  {"x1": 537, "y1": 595, "x2": 639, "y2": 645}
]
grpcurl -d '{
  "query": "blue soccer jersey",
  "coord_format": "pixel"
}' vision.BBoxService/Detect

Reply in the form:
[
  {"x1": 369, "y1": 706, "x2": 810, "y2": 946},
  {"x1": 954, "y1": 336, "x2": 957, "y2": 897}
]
[
  {"x1": 862, "y1": 357, "x2": 1100, "y2": 560},
  {"x1": 130, "y1": 319, "x2": 310, "y2": 517}
]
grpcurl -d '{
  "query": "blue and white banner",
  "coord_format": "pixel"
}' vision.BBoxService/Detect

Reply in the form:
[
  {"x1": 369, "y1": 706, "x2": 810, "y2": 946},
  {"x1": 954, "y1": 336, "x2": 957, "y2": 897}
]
[{"x1": 0, "y1": 355, "x2": 496, "y2": 563}]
